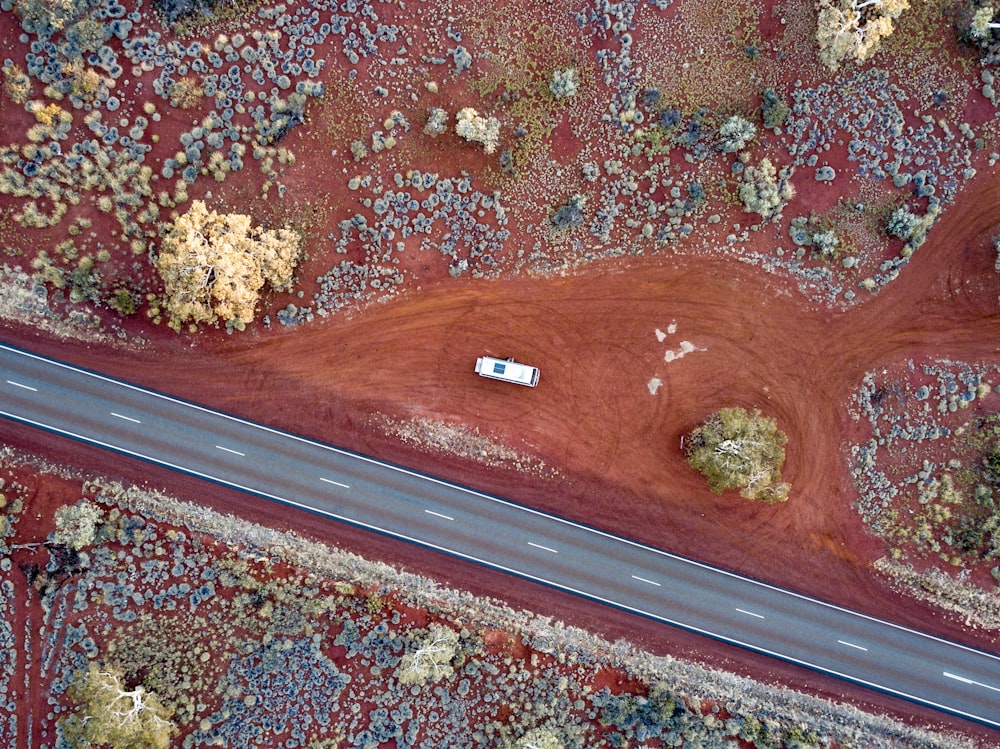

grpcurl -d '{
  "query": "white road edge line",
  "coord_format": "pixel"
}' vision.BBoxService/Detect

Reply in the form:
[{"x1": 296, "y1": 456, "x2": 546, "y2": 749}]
[
  {"x1": 631, "y1": 574, "x2": 661, "y2": 587},
  {"x1": 320, "y1": 477, "x2": 350, "y2": 489},
  {"x1": 8, "y1": 344, "x2": 998, "y2": 665},
  {"x1": 838, "y1": 640, "x2": 868, "y2": 652},
  {"x1": 6, "y1": 380, "x2": 37, "y2": 392},
  {"x1": 943, "y1": 672, "x2": 1000, "y2": 693},
  {"x1": 527, "y1": 541, "x2": 558, "y2": 554},
  {"x1": 110, "y1": 412, "x2": 141, "y2": 424},
  {"x1": 424, "y1": 509, "x2": 454, "y2": 521},
  {"x1": 735, "y1": 608, "x2": 765, "y2": 619},
  {"x1": 1, "y1": 407, "x2": 998, "y2": 730},
  {"x1": 215, "y1": 445, "x2": 245, "y2": 457}
]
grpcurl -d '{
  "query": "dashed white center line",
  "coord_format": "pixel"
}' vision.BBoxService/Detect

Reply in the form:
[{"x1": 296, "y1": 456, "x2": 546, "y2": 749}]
[
  {"x1": 110, "y1": 412, "x2": 141, "y2": 424},
  {"x1": 837, "y1": 639, "x2": 868, "y2": 652},
  {"x1": 527, "y1": 541, "x2": 558, "y2": 554},
  {"x1": 424, "y1": 510, "x2": 455, "y2": 520},
  {"x1": 6, "y1": 380, "x2": 37, "y2": 392},
  {"x1": 424, "y1": 509, "x2": 454, "y2": 521},
  {"x1": 320, "y1": 477, "x2": 350, "y2": 489},
  {"x1": 215, "y1": 445, "x2": 245, "y2": 457},
  {"x1": 631, "y1": 574, "x2": 661, "y2": 587},
  {"x1": 943, "y1": 672, "x2": 1000, "y2": 693},
  {"x1": 735, "y1": 608, "x2": 765, "y2": 619}
]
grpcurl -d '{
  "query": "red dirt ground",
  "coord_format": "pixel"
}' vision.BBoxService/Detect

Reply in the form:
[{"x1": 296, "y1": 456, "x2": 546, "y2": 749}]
[
  {"x1": 3, "y1": 0, "x2": 1000, "y2": 741},
  {"x1": 5, "y1": 161, "x2": 1000, "y2": 741}
]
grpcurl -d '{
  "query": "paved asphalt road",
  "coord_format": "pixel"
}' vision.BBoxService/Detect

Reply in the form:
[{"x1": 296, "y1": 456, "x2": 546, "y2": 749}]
[{"x1": 1, "y1": 342, "x2": 998, "y2": 730}]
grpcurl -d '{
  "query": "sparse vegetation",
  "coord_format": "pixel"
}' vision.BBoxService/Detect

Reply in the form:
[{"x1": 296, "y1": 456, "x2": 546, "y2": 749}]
[{"x1": 0, "y1": 0, "x2": 996, "y2": 743}]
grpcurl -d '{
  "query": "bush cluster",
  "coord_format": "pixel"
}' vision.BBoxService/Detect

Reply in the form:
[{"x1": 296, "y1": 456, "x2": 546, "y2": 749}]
[
  {"x1": 684, "y1": 407, "x2": 790, "y2": 502},
  {"x1": 760, "y1": 87, "x2": 789, "y2": 129},
  {"x1": 549, "y1": 68, "x2": 579, "y2": 99},
  {"x1": 738, "y1": 158, "x2": 794, "y2": 220},
  {"x1": 717, "y1": 115, "x2": 756, "y2": 154},
  {"x1": 455, "y1": 107, "x2": 500, "y2": 154}
]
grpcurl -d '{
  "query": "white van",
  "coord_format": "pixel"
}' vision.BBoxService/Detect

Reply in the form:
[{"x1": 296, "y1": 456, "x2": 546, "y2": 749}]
[{"x1": 475, "y1": 357, "x2": 539, "y2": 387}]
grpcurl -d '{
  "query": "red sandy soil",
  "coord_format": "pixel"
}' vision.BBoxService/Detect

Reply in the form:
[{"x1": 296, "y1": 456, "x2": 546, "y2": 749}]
[
  {"x1": 2, "y1": 0, "x2": 1000, "y2": 741},
  {"x1": 6, "y1": 162, "x2": 1000, "y2": 741}
]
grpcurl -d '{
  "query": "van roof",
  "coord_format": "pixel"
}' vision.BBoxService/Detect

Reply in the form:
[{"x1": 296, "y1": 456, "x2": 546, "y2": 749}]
[{"x1": 476, "y1": 357, "x2": 539, "y2": 386}]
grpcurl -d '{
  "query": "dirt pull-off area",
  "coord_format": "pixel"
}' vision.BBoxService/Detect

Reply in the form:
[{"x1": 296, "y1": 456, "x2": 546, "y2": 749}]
[{"x1": 12, "y1": 163, "x2": 1000, "y2": 656}]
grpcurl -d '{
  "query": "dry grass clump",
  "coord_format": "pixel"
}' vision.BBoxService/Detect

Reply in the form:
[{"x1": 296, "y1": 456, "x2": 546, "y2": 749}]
[
  {"x1": 381, "y1": 415, "x2": 558, "y2": 477},
  {"x1": 875, "y1": 557, "x2": 1000, "y2": 630},
  {"x1": 65, "y1": 62, "x2": 104, "y2": 102},
  {"x1": 2, "y1": 62, "x2": 32, "y2": 105},
  {"x1": 168, "y1": 77, "x2": 204, "y2": 109}
]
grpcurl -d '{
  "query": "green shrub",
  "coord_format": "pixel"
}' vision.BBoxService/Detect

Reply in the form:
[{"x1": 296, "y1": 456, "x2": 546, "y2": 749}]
[
  {"x1": 2, "y1": 62, "x2": 31, "y2": 104},
  {"x1": 718, "y1": 115, "x2": 756, "y2": 154},
  {"x1": 738, "y1": 158, "x2": 794, "y2": 220},
  {"x1": 760, "y1": 87, "x2": 789, "y2": 129},
  {"x1": 684, "y1": 407, "x2": 790, "y2": 502},
  {"x1": 887, "y1": 206, "x2": 920, "y2": 240}
]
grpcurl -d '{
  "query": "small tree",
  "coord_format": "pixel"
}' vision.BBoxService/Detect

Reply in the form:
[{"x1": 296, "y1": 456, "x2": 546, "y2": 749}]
[
  {"x1": 550, "y1": 194, "x2": 586, "y2": 229},
  {"x1": 816, "y1": 0, "x2": 910, "y2": 71},
  {"x1": 455, "y1": 107, "x2": 500, "y2": 154},
  {"x1": 738, "y1": 158, "x2": 794, "y2": 220},
  {"x1": 60, "y1": 663, "x2": 174, "y2": 749},
  {"x1": 886, "y1": 206, "x2": 920, "y2": 240},
  {"x1": 718, "y1": 115, "x2": 757, "y2": 153},
  {"x1": 549, "y1": 68, "x2": 579, "y2": 99},
  {"x1": 810, "y1": 229, "x2": 840, "y2": 259},
  {"x1": 397, "y1": 623, "x2": 459, "y2": 685},
  {"x1": 684, "y1": 407, "x2": 790, "y2": 502},
  {"x1": 52, "y1": 500, "x2": 104, "y2": 550},
  {"x1": 2, "y1": 62, "x2": 32, "y2": 104},
  {"x1": 168, "y1": 76, "x2": 203, "y2": 109},
  {"x1": 760, "y1": 87, "x2": 790, "y2": 129},
  {"x1": 14, "y1": 0, "x2": 89, "y2": 36},
  {"x1": 970, "y1": 4, "x2": 1000, "y2": 40},
  {"x1": 424, "y1": 107, "x2": 449, "y2": 136},
  {"x1": 509, "y1": 728, "x2": 564, "y2": 749},
  {"x1": 155, "y1": 200, "x2": 301, "y2": 331}
]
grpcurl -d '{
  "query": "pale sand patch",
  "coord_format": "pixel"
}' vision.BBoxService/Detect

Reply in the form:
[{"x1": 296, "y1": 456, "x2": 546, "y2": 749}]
[
  {"x1": 654, "y1": 322, "x2": 678, "y2": 342},
  {"x1": 664, "y1": 341, "x2": 699, "y2": 362}
]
